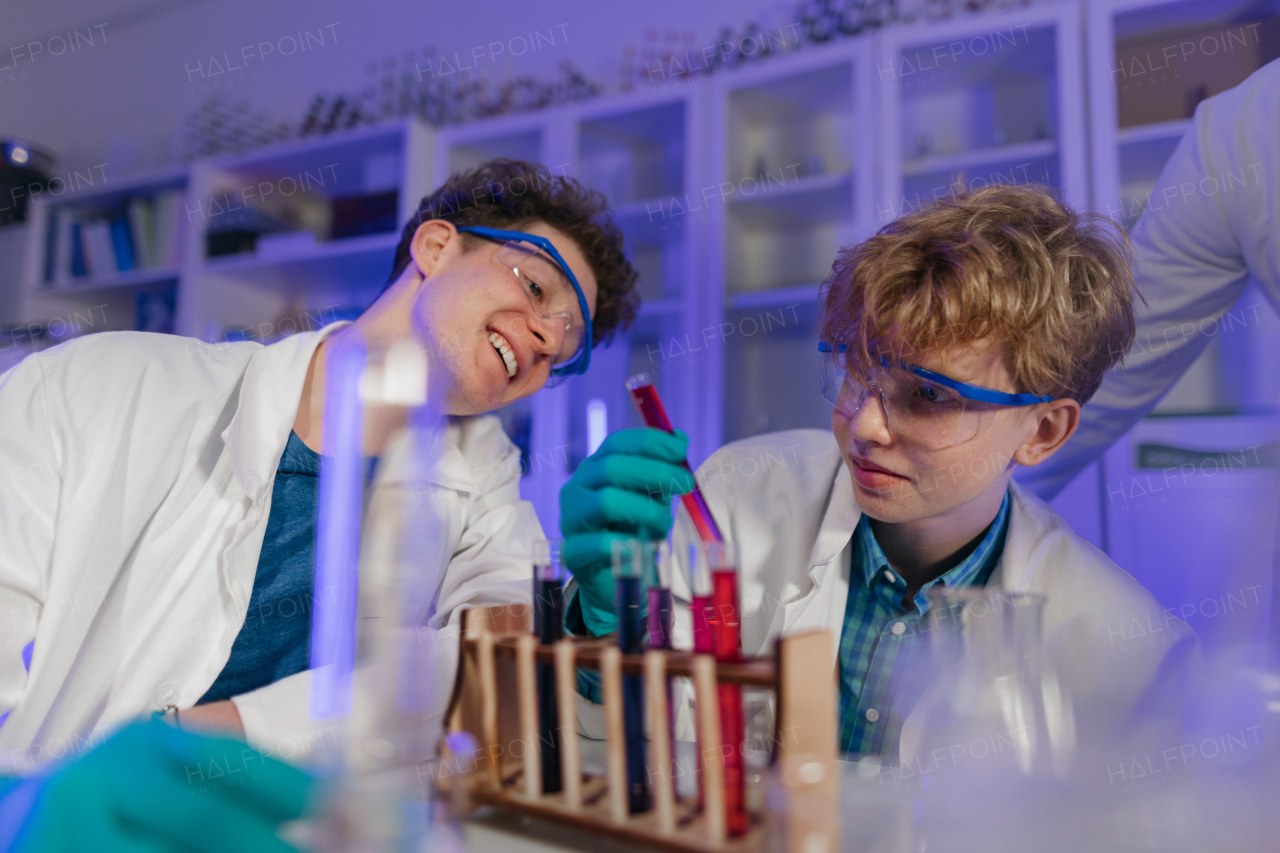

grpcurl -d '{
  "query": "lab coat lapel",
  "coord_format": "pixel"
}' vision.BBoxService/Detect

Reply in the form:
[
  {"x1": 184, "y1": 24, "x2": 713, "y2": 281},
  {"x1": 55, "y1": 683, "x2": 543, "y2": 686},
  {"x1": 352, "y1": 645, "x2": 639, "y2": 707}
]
[
  {"x1": 211, "y1": 323, "x2": 348, "y2": 623},
  {"x1": 773, "y1": 463, "x2": 859, "y2": 637},
  {"x1": 368, "y1": 417, "x2": 480, "y2": 495},
  {"x1": 984, "y1": 482, "x2": 1045, "y2": 593},
  {"x1": 221, "y1": 323, "x2": 348, "y2": 504}
]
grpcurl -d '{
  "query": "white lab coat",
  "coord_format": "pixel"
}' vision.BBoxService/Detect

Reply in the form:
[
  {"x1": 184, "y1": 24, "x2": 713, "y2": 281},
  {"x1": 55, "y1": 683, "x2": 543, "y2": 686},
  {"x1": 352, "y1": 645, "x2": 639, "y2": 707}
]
[
  {"x1": 656, "y1": 429, "x2": 1197, "y2": 759},
  {"x1": 1018, "y1": 58, "x2": 1280, "y2": 500},
  {"x1": 0, "y1": 325, "x2": 540, "y2": 771}
]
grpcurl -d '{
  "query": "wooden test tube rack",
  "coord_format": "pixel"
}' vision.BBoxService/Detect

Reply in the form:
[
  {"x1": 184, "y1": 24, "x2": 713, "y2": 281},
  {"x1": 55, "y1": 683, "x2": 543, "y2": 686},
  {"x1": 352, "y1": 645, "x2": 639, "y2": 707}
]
[{"x1": 442, "y1": 605, "x2": 839, "y2": 853}]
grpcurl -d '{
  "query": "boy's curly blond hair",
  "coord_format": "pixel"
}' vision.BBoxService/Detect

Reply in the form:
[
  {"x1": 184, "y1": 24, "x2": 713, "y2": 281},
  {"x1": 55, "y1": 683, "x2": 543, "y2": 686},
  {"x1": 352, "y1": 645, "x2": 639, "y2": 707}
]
[{"x1": 819, "y1": 182, "x2": 1138, "y2": 404}]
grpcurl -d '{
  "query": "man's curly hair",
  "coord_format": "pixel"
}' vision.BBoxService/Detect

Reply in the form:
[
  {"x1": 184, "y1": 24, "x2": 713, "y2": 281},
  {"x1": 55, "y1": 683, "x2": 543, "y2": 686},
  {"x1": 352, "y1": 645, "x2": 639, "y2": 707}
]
[{"x1": 386, "y1": 159, "x2": 640, "y2": 346}]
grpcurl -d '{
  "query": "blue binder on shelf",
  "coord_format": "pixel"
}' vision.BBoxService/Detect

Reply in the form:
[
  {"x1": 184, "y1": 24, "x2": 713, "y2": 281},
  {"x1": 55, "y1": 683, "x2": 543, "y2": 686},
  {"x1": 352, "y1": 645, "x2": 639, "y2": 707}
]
[{"x1": 109, "y1": 216, "x2": 136, "y2": 272}]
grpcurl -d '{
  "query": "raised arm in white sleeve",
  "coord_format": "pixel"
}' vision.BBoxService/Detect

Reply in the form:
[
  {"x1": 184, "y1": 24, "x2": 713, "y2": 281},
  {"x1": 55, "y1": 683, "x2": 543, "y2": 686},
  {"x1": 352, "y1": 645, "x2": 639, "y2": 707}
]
[
  {"x1": 0, "y1": 355, "x2": 60, "y2": 744},
  {"x1": 1018, "y1": 59, "x2": 1280, "y2": 500}
]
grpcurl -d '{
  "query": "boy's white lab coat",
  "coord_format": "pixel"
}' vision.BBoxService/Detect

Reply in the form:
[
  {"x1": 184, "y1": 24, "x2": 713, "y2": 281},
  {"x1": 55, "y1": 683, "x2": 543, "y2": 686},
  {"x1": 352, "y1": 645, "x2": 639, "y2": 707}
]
[
  {"x1": 652, "y1": 430, "x2": 1196, "y2": 759},
  {"x1": 0, "y1": 326, "x2": 539, "y2": 771}
]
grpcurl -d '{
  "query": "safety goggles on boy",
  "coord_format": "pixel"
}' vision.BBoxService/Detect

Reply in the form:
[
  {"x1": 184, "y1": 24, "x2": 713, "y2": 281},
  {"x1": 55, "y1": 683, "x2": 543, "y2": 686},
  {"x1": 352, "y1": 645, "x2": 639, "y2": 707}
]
[
  {"x1": 457, "y1": 225, "x2": 594, "y2": 380},
  {"x1": 819, "y1": 342, "x2": 1054, "y2": 449}
]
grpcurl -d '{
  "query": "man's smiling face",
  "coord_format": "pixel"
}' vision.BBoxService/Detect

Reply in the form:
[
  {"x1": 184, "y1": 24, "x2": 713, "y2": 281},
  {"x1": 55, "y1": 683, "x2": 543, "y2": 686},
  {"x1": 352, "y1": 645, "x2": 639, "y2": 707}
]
[{"x1": 411, "y1": 220, "x2": 599, "y2": 416}]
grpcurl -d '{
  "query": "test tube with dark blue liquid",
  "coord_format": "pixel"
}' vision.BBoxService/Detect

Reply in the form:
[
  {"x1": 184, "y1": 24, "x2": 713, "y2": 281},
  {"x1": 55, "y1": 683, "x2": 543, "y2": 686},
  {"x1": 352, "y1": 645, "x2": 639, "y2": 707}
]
[
  {"x1": 612, "y1": 538, "x2": 650, "y2": 813},
  {"x1": 532, "y1": 539, "x2": 564, "y2": 794}
]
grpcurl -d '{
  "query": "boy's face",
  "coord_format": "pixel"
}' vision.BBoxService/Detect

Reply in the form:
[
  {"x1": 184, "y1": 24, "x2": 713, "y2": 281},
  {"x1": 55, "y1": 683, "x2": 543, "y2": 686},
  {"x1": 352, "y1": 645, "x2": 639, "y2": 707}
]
[
  {"x1": 411, "y1": 220, "x2": 598, "y2": 415},
  {"x1": 831, "y1": 338, "x2": 1054, "y2": 524}
]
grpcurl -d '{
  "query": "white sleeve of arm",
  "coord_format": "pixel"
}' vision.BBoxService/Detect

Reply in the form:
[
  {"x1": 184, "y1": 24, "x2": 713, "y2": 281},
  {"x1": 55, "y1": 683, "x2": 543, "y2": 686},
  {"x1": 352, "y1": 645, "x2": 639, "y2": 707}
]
[
  {"x1": 1018, "y1": 66, "x2": 1278, "y2": 500},
  {"x1": 431, "y1": 444, "x2": 543, "y2": 630},
  {"x1": 0, "y1": 355, "x2": 59, "y2": 734},
  {"x1": 231, "y1": 669, "x2": 319, "y2": 758}
]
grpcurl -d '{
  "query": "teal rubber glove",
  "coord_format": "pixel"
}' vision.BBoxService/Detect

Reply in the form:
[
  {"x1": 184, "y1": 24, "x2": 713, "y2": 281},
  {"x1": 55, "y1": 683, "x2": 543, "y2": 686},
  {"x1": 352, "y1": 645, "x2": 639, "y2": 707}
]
[
  {"x1": 560, "y1": 428, "x2": 696, "y2": 636},
  {"x1": 6, "y1": 719, "x2": 318, "y2": 853}
]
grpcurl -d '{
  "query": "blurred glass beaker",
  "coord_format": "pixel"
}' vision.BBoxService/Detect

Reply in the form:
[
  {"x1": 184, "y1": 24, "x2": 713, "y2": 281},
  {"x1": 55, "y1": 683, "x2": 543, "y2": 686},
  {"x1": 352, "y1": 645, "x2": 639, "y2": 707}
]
[{"x1": 908, "y1": 589, "x2": 1075, "y2": 781}]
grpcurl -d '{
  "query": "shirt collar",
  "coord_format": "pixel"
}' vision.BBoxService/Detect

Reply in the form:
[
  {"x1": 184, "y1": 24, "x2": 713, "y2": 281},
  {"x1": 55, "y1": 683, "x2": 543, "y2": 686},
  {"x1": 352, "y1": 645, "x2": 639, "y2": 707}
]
[{"x1": 855, "y1": 488, "x2": 1012, "y2": 613}]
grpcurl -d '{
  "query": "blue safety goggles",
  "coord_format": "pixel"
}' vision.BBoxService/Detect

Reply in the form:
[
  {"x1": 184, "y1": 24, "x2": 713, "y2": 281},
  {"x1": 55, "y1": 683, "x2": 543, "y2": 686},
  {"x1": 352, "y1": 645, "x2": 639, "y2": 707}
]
[
  {"x1": 819, "y1": 342, "x2": 1053, "y2": 406},
  {"x1": 458, "y1": 225, "x2": 594, "y2": 379}
]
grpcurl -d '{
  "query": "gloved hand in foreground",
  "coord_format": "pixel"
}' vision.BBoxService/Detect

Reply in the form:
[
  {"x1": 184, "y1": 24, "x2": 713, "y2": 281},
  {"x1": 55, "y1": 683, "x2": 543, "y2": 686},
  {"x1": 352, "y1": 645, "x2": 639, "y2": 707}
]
[
  {"x1": 3, "y1": 718, "x2": 318, "y2": 853},
  {"x1": 560, "y1": 428, "x2": 696, "y2": 635}
]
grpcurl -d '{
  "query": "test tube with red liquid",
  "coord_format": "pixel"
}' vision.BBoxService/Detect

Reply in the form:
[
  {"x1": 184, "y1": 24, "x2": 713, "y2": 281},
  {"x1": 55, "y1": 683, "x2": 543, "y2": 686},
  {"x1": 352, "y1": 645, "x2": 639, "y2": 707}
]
[
  {"x1": 625, "y1": 373, "x2": 722, "y2": 543},
  {"x1": 531, "y1": 540, "x2": 564, "y2": 794},
  {"x1": 704, "y1": 541, "x2": 747, "y2": 835}
]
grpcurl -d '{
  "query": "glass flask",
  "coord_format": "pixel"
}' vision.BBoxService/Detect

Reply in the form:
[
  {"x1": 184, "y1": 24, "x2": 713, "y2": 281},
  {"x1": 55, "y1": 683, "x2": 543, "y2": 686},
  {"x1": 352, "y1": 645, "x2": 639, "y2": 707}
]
[{"x1": 907, "y1": 589, "x2": 1076, "y2": 781}]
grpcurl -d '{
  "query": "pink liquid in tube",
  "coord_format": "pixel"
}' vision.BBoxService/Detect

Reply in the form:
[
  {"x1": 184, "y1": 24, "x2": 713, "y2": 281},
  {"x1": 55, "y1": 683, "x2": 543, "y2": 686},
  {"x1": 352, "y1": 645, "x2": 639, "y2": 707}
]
[
  {"x1": 710, "y1": 567, "x2": 747, "y2": 835},
  {"x1": 625, "y1": 374, "x2": 722, "y2": 543}
]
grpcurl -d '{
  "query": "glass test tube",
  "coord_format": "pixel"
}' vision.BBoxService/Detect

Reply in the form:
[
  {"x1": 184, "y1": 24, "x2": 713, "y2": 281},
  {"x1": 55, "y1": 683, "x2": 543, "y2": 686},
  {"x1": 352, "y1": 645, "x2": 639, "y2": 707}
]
[
  {"x1": 645, "y1": 542, "x2": 676, "y2": 757},
  {"x1": 625, "y1": 373, "x2": 723, "y2": 543},
  {"x1": 705, "y1": 541, "x2": 748, "y2": 836},
  {"x1": 613, "y1": 539, "x2": 651, "y2": 813},
  {"x1": 532, "y1": 539, "x2": 564, "y2": 794},
  {"x1": 644, "y1": 541, "x2": 674, "y2": 651}
]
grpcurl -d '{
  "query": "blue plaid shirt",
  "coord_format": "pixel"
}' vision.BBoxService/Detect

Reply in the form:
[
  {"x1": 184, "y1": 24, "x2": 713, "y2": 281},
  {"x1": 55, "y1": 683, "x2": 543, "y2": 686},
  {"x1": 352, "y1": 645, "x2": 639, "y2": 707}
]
[{"x1": 837, "y1": 489, "x2": 1011, "y2": 757}]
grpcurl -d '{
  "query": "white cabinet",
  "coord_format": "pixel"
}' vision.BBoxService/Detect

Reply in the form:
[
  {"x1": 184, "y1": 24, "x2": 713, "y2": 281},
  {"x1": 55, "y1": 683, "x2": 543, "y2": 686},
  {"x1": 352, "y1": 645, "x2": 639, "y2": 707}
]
[
  {"x1": 710, "y1": 41, "x2": 876, "y2": 446},
  {"x1": 180, "y1": 119, "x2": 434, "y2": 341},
  {"x1": 878, "y1": 2, "x2": 1088, "y2": 217},
  {"x1": 1103, "y1": 415, "x2": 1280, "y2": 655},
  {"x1": 564, "y1": 88, "x2": 711, "y2": 479},
  {"x1": 19, "y1": 166, "x2": 189, "y2": 336}
]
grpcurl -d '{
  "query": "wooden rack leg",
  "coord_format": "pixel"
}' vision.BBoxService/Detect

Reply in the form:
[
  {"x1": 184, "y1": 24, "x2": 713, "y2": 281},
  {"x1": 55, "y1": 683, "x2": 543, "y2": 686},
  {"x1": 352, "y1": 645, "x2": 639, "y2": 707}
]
[
  {"x1": 477, "y1": 631, "x2": 501, "y2": 790},
  {"x1": 776, "y1": 631, "x2": 840, "y2": 852},
  {"x1": 515, "y1": 634, "x2": 541, "y2": 797},
  {"x1": 554, "y1": 639, "x2": 582, "y2": 810},
  {"x1": 692, "y1": 654, "x2": 726, "y2": 844},
  {"x1": 600, "y1": 645, "x2": 628, "y2": 822},
  {"x1": 645, "y1": 650, "x2": 675, "y2": 833}
]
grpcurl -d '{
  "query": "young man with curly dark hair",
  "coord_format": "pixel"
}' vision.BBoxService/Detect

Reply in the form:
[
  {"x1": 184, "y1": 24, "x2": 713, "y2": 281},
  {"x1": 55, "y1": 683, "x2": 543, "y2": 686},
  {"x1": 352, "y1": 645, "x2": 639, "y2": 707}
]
[{"x1": 0, "y1": 160, "x2": 641, "y2": 767}]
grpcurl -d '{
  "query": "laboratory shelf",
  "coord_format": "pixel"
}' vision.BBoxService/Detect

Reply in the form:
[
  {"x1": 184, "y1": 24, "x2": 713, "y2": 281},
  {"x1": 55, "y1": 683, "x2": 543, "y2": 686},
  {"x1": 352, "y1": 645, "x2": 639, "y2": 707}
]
[
  {"x1": 726, "y1": 171, "x2": 854, "y2": 227},
  {"x1": 200, "y1": 232, "x2": 399, "y2": 275},
  {"x1": 901, "y1": 140, "x2": 1058, "y2": 178},
  {"x1": 637, "y1": 297, "x2": 683, "y2": 317},
  {"x1": 727, "y1": 282, "x2": 822, "y2": 312},
  {"x1": 43, "y1": 266, "x2": 181, "y2": 293},
  {"x1": 1116, "y1": 118, "x2": 1193, "y2": 146}
]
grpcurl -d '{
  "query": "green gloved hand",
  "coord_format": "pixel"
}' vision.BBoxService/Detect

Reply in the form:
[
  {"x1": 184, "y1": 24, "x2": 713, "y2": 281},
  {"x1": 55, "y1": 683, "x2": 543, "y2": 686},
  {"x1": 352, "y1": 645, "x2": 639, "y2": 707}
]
[
  {"x1": 560, "y1": 428, "x2": 696, "y2": 636},
  {"x1": 6, "y1": 719, "x2": 318, "y2": 853}
]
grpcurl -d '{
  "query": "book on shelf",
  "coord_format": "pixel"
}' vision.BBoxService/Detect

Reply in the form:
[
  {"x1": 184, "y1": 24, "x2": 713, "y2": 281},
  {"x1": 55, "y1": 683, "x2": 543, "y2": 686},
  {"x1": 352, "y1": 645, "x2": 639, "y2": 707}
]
[{"x1": 42, "y1": 188, "x2": 187, "y2": 286}]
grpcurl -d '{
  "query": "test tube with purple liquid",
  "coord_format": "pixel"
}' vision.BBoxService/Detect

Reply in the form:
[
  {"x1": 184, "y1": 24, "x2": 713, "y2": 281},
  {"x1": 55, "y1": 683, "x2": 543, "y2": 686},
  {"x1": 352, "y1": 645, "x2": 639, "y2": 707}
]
[{"x1": 532, "y1": 539, "x2": 564, "y2": 794}]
